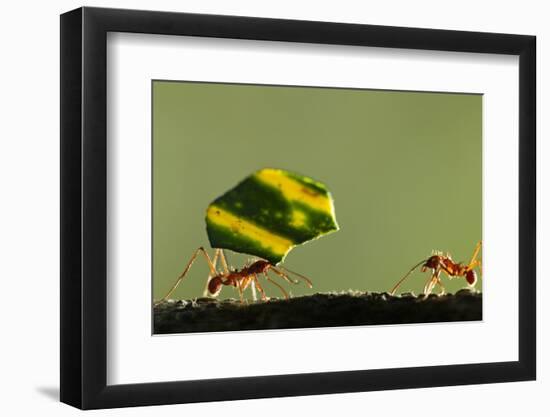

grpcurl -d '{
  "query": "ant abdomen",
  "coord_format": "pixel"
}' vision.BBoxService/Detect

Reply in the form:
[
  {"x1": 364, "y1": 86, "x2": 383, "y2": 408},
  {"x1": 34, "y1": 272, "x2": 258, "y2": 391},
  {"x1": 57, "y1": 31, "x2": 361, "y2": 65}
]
[
  {"x1": 208, "y1": 276, "x2": 223, "y2": 296},
  {"x1": 466, "y1": 270, "x2": 477, "y2": 286}
]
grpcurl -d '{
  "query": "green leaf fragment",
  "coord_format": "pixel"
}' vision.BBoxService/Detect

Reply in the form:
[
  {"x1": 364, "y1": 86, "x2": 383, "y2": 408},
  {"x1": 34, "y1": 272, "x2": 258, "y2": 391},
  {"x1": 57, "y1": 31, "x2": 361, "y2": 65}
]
[{"x1": 205, "y1": 168, "x2": 339, "y2": 264}]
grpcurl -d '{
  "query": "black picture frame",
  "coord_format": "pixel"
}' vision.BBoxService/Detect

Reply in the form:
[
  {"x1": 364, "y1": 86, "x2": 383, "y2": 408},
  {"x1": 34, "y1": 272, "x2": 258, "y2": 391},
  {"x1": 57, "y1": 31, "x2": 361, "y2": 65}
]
[{"x1": 60, "y1": 6, "x2": 536, "y2": 410}]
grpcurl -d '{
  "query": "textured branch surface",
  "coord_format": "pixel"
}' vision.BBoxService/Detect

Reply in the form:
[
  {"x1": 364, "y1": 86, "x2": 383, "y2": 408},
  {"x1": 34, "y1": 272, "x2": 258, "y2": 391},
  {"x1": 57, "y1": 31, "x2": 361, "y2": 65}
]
[{"x1": 154, "y1": 289, "x2": 482, "y2": 334}]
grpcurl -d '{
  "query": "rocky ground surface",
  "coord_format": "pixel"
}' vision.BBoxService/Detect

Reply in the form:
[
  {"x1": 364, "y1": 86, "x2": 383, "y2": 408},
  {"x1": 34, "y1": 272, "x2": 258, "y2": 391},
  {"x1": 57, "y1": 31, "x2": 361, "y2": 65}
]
[{"x1": 153, "y1": 289, "x2": 482, "y2": 334}]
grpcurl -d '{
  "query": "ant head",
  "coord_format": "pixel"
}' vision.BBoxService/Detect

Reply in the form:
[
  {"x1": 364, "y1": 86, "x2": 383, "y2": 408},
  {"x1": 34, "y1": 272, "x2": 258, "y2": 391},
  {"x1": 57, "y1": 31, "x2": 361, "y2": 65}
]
[
  {"x1": 424, "y1": 256, "x2": 440, "y2": 269},
  {"x1": 207, "y1": 276, "x2": 223, "y2": 296}
]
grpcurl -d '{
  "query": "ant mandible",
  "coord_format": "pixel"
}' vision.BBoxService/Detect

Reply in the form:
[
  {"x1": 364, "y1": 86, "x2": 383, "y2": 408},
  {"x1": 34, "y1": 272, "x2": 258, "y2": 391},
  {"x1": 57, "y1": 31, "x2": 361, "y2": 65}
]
[
  {"x1": 390, "y1": 241, "x2": 481, "y2": 298},
  {"x1": 154, "y1": 247, "x2": 312, "y2": 306}
]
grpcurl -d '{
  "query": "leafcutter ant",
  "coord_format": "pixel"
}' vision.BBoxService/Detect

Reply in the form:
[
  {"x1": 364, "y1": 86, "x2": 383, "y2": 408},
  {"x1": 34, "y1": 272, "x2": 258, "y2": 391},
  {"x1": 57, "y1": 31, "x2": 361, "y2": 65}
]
[
  {"x1": 390, "y1": 241, "x2": 481, "y2": 298},
  {"x1": 154, "y1": 247, "x2": 312, "y2": 306}
]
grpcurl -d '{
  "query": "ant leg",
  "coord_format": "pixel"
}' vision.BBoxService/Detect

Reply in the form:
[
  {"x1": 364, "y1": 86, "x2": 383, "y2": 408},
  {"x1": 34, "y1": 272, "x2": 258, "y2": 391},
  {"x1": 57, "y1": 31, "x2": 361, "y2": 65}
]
[
  {"x1": 263, "y1": 272, "x2": 289, "y2": 299},
  {"x1": 155, "y1": 247, "x2": 219, "y2": 306},
  {"x1": 253, "y1": 274, "x2": 268, "y2": 301},
  {"x1": 236, "y1": 279, "x2": 245, "y2": 303},
  {"x1": 469, "y1": 259, "x2": 482, "y2": 271},
  {"x1": 203, "y1": 249, "x2": 221, "y2": 297},
  {"x1": 244, "y1": 276, "x2": 256, "y2": 302},
  {"x1": 235, "y1": 276, "x2": 254, "y2": 303},
  {"x1": 423, "y1": 269, "x2": 440, "y2": 298},
  {"x1": 424, "y1": 277, "x2": 437, "y2": 298},
  {"x1": 247, "y1": 262, "x2": 258, "y2": 301},
  {"x1": 436, "y1": 277, "x2": 446, "y2": 295},
  {"x1": 219, "y1": 250, "x2": 230, "y2": 274},
  {"x1": 422, "y1": 275, "x2": 433, "y2": 296},
  {"x1": 250, "y1": 281, "x2": 257, "y2": 302},
  {"x1": 467, "y1": 242, "x2": 482, "y2": 270},
  {"x1": 435, "y1": 267, "x2": 452, "y2": 295},
  {"x1": 241, "y1": 274, "x2": 257, "y2": 301},
  {"x1": 277, "y1": 266, "x2": 313, "y2": 288}
]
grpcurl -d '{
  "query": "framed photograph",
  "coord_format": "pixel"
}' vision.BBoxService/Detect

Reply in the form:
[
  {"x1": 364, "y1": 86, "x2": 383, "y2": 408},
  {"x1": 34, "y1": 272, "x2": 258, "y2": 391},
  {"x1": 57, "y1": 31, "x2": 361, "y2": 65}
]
[{"x1": 60, "y1": 6, "x2": 536, "y2": 409}]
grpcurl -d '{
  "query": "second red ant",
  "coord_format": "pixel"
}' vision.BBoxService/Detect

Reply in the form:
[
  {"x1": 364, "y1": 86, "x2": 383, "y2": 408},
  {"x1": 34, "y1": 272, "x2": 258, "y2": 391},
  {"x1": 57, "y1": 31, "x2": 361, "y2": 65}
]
[{"x1": 390, "y1": 242, "x2": 482, "y2": 298}]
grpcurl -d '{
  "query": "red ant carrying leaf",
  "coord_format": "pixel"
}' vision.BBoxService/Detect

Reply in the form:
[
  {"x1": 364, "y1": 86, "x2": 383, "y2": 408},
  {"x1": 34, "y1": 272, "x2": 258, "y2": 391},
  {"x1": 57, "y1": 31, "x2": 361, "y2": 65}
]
[
  {"x1": 390, "y1": 242, "x2": 482, "y2": 298},
  {"x1": 154, "y1": 247, "x2": 312, "y2": 306}
]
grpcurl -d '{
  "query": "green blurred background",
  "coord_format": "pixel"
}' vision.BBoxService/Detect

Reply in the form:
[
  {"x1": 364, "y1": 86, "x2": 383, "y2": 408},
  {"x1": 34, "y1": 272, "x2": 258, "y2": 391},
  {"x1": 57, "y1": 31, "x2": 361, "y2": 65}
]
[{"x1": 153, "y1": 80, "x2": 482, "y2": 301}]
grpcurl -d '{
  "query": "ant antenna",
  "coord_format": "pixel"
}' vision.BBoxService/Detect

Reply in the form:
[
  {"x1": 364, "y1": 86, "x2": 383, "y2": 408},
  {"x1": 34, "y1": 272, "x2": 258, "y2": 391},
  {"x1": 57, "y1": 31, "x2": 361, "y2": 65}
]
[
  {"x1": 390, "y1": 259, "x2": 427, "y2": 296},
  {"x1": 278, "y1": 266, "x2": 313, "y2": 288}
]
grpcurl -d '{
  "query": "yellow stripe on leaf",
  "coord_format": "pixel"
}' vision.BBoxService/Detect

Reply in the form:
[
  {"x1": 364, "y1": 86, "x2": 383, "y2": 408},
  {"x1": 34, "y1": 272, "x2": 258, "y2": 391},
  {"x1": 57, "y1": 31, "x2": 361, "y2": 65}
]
[
  {"x1": 206, "y1": 205, "x2": 293, "y2": 257},
  {"x1": 254, "y1": 169, "x2": 333, "y2": 214}
]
